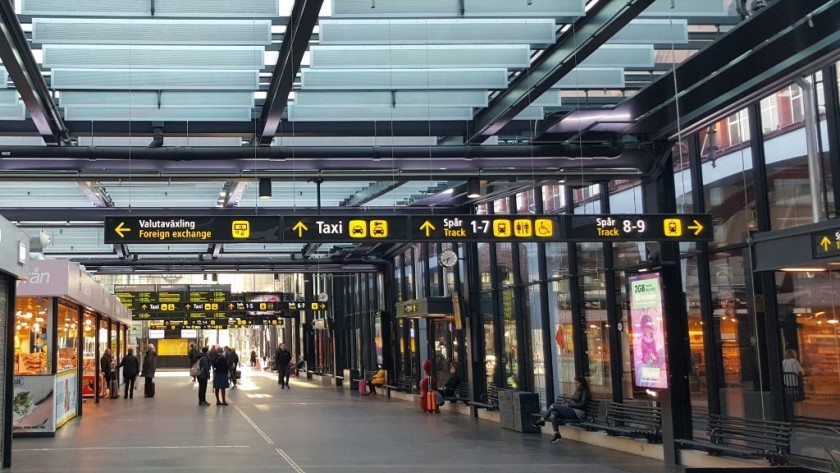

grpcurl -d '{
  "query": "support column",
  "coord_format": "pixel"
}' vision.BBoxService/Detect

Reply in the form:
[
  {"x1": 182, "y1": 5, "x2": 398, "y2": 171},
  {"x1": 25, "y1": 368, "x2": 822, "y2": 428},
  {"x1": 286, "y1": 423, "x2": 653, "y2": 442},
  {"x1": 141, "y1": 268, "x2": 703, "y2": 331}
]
[
  {"x1": 642, "y1": 153, "x2": 692, "y2": 465},
  {"x1": 600, "y1": 183, "x2": 623, "y2": 402},
  {"x1": 534, "y1": 190, "x2": 555, "y2": 406},
  {"x1": 824, "y1": 64, "x2": 840, "y2": 217},
  {"x1": 566, "y1": 186, "x2": 587, "y2": 377}
]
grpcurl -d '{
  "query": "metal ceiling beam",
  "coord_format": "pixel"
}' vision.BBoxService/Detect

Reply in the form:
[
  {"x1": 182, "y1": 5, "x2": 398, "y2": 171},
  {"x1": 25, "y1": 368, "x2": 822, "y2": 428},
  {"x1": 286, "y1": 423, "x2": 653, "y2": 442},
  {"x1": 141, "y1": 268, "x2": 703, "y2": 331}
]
[
  {"x1": 465, "y1": 0, "x2": 655, "y2": 144},
  {"x1": 0, "y1": 1, "x2": 69, "y2": 145},
  {"x1": 258, "y1": 0, "x2": 324, "y2": 145},
  {"x1": 613, "y1": 0, "x2": 840, "y2": 139},
  {"x1": 0, "y1": 206, "x2": 480, "y2": 222}
]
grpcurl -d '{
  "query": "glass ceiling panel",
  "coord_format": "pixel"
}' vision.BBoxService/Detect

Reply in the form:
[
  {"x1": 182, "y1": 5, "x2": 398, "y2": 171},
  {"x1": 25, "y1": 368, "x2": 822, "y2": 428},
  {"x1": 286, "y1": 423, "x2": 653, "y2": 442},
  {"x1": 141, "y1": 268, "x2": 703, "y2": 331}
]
[
  {"x1": 0, "y1": 181, "x2": 91, "y2": 207},
  {"x1": 22, "y1": 0, "x2": 279, "y2": 18},
  {"x1": 365, "y1": 181, "x2": 452, "y2": 207},
  {"x1": 31, "y1": 19, "x2": 273, "y2": 45},
  {"x1": 102, "y1": 181, "x2": 225, "y2": 208},
  {"x1": 239, "y1": 180, "x2": 373, "y2": 208},
  {"x1": 319, "y1": 19, "x2": 556, "y2": 45},
  {"x1": 332, "y1": 0, "x2": 585, "y2": 19},
  {"x1": 24, "y1": 227, "x2": 111, "y2": 253},
  {"x1": 222, "y1": 243, "x2": 308, "y2": 253}
]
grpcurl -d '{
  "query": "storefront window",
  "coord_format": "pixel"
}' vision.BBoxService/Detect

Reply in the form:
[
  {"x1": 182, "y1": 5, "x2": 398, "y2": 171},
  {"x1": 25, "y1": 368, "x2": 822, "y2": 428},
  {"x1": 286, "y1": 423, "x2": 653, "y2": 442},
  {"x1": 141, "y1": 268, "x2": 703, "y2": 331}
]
[
  {"x1": 775, "y1": 270, "x2": 840, "y2": 422},
  {"x1": 710, "y1": 251, "x2": 767, "y2": 419},
  {"x1": 14, "y1": 297, "x2": 51, "y2": 375},
  {"x1": 481, "y1": 290, "x2": 495, "y2": 388},
  {"x1": 56, "y1": 302, "x2": 79, "y2": 372},
  {"x1": 683, "y1": 257, "x2": 708, "y2": 409},
  {"x1": 526, "y1": 284, "x2": 546, "y2": 405},
  {"x1": 549, "y1": 278, "x2": 575, "y2": 400}
]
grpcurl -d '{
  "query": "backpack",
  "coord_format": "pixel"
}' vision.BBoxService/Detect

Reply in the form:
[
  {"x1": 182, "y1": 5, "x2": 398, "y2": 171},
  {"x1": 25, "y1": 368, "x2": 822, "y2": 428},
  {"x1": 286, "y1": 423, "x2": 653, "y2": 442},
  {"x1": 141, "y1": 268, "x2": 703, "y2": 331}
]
[{"x1": 189, "y1": 359, "x2": 202, "y2": 377}]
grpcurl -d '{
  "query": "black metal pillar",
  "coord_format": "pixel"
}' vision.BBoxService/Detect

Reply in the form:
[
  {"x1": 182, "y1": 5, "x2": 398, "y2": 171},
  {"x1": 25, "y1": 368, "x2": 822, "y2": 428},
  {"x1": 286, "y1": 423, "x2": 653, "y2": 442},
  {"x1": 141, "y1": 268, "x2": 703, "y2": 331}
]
[
  {"x1": 600, "y1": 183, "x2": 624, "y2": 402},
  {"x1": 534, "y1": 189, "x2": 555, "y2": 406},
  {"x1": 642, "y1": 152, "x2": 692, "y2": 465},
  {"x1": 688, "y1": 133, "x2": 723, "y2": 417},
  {"x1": 824, "y1": 64, "x2": 840, "y2": 217},
  {"x1": 566, "y1": 186, "x2": 587, "y2": 378},
  {"x1": 3, "y1": 274, "x2": 16, "y2": 468},
  {"x1": 94, "y1": 313, "x2": 101, "y2": 404},
  {"x1": 464, "y1": 238, "x2": 487, "y2": 414},
  {"x1": 748, "y1": 103, "x2": 786, "y2": 421}
]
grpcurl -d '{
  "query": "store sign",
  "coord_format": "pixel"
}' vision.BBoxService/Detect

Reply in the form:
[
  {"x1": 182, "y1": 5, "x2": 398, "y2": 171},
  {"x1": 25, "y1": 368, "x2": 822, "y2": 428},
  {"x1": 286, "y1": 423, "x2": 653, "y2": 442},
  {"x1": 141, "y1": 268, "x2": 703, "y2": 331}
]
[
  {"x1": 54, "y1": 370, "x2": 78, "y2": 429},
  {"x1": 811, "y1": 228, "x2": 840, "y2": 258},
  {"x1": 629, "y1": 272, "x2": 669, "y2": 390}
]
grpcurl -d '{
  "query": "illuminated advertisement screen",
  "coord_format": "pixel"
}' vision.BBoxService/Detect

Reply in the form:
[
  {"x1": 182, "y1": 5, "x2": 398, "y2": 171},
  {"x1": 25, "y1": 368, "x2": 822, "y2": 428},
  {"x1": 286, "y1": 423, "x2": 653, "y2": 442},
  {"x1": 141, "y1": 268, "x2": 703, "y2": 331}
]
[{"x1": 629, "y1": 272, "x2": 669, "y2": 390}]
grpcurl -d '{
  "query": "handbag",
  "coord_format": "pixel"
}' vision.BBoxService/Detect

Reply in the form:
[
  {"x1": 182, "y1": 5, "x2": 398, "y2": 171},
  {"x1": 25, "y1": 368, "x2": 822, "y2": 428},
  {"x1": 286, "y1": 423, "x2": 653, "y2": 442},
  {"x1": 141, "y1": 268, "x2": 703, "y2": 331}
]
[
  {"x1": 358, "y1": 378, "x2": 368, "y2": 395},
  {"x1": 189, "y1": 360, "x2": 201, "y2": 377},
  {"x1": 434, "y1": 390, "x2": 445, "y2": 407}
]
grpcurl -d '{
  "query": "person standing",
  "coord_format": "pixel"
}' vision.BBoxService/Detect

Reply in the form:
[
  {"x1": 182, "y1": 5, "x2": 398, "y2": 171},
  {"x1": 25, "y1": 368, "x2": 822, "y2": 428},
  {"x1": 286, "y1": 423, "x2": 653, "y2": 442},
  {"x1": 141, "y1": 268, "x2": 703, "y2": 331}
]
[
  {"x1": 275, "y1": 343, "x2": 292, "y2": 389},
  {"x1": 250, "y1": 350, "x2": 257, "y2": 368},
  {"x1": 228, "y1": 348, "x2": 240, "y2": 389},
  {"x1": 141, "y1": 343, "x2": 157, "y2": 398},
  {"x1": 117, "y1": 347, "x2": 139, "y2": 399},
  {"x1": 188, "y1": 343, "x2": 199, "y2": 383},
  {"x1": 196, "y1": 346, "x2": 211, "y2": 406},
  {"x1": 100, "y1": 348, "x2": 113, "y2": 399},
  {"x1": 213, "y1": 347, "x2": 230, "y2": 405},
  {"x1": 783, "y1": 348, "x2": 805, "y2": 401}
]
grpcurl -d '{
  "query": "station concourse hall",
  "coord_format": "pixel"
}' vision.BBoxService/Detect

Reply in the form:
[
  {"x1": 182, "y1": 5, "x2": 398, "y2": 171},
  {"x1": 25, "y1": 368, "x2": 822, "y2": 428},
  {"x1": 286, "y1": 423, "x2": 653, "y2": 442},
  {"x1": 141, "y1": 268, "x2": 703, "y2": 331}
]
[{"x1": 0, "y1": 0, "x2": 839, "y2": 472}]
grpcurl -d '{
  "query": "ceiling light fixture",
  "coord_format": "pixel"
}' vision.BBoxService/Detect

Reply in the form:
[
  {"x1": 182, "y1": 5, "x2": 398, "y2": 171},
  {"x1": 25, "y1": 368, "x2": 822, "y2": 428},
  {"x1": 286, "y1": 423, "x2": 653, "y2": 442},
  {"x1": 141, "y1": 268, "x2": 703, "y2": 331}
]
[
  {"x1": 466, "y1": 178, "x2": 481, "y2": 199},
  {"x1": 259, "y1": 177, "x2": 272, "y2": 200}
]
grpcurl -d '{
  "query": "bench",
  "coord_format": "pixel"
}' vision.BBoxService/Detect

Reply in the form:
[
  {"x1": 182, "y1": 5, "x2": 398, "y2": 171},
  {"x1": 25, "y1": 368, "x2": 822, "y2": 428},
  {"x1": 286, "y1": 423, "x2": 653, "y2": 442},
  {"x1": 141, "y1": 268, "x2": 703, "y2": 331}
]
[
  {"x1": 397, "y1": 374, "x2": 416, "y2": 393},
  {"x1": 582, "y1": 402, "x2": 662, "y2": 443},
  {"x1": 443, "y1": 382, "x2": 471, "y2": 405},
  {"x1": 468, "y1": 385, "x2": 499, "y2": 411},
  {"x1": 676, "y1": 415, "x2": 791, "y2": 465},
  {"x1": 531, "y1": 397, "x2": 601, "y2": 427}
]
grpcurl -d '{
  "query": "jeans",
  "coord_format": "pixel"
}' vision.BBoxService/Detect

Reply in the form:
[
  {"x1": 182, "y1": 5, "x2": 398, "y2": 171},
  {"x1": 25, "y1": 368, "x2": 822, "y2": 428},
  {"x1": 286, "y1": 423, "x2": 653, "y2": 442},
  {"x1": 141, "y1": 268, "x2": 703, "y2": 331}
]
[{"x1": 542, "y1": 404, "x2": 580, "y2": 431}]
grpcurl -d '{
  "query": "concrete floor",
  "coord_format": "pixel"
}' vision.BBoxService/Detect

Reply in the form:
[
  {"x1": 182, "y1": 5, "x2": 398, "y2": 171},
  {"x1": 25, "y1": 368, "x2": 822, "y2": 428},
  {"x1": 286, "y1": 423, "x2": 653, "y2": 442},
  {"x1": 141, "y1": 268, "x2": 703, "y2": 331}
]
[{"x1": 9, "y1": 368, "x2": 685, "y2": 473}]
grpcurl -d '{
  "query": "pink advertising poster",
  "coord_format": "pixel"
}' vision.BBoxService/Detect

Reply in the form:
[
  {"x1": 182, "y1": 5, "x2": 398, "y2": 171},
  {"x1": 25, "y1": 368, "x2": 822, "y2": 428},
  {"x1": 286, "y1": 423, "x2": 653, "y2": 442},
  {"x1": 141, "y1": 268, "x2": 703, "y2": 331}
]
[{"x1": 629, "y1": 272, "x2": 669, "y2": 389}]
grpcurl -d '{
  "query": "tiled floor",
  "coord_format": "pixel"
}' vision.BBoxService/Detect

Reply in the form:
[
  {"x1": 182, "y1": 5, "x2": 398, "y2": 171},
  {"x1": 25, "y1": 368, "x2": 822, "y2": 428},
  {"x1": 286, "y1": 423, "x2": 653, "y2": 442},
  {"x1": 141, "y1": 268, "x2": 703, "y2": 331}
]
[{"x1": 9, "y1": 368, "x2": 684, "y2": 472}]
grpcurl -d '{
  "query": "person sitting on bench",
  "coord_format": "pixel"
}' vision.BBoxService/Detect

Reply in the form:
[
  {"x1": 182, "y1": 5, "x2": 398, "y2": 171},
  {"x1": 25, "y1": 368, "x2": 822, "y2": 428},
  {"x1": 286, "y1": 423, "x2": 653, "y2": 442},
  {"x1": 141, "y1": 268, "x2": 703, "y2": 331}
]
[
  {"x1": 438, "y1": 365, "x2": 459, "y2": 398},
  {"x1": 367, "y1": 365, "x2": 387, "y2": 395},
  {"x1": 533, "y1": 376, "x2": 591, "y2": 443}
]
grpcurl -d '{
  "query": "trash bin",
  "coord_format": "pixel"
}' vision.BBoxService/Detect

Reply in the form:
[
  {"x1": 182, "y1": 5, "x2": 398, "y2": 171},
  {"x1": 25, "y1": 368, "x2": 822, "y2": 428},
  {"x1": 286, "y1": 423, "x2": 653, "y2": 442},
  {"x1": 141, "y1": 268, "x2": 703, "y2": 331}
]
[
  {"x1": 512, "y1": 392, "x2": 540, "y2": 433},
  {"x1": 499, "y1": 390, "x2": 540, "y2": 433},
  {"x1": 343, "y1": 369, "x2": 359, "y2": 390}
]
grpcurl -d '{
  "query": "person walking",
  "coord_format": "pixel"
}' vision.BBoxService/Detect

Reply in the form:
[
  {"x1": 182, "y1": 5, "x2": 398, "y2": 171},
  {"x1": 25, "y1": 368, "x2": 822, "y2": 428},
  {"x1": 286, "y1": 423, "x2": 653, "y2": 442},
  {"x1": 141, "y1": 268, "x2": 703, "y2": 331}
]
[
  {"x1": 275, "y1": 343, "x2": 292, "y2": 389},
  {"x1": 188, "y1": 343, "x2": 199, "y2": 383},
  {"x1": 228, "y1": 348, "x2": 240, "y2": 389},
  {"x1": 213, "y1": 347, "x2": 230, "y2": 405},
  {"x1": 117, "y1": 347, "x2": 139, "y2": 399},
  {"x1": 141, "y1": 343, "x2": 157, "y2": 398},
  {"x1": 100, "y1": 348, "x2": 113, "y2": 399},
  {"x1": 196, "y1": 346, "x2": 211, "y2": 406},
  {"x1": 250, "y1": 350, "x2": 257, "y2": 368}
]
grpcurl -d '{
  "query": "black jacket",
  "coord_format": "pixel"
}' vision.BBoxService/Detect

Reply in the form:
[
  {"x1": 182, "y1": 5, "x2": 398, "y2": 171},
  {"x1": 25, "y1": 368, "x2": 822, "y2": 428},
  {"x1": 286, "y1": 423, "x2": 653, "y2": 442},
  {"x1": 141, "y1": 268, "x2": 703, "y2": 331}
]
[
  {"x1": 100, "y1": 353, "x2": 112, "y2": 375},
  {"x1": 228, "y1": 352, "x2": 240, "y2": 370},
  {"x1": 275, "y1": 348, "x2": 292, "y2": 368},
  {"x1": 197, "y1": 353, "x2": 211, "y2": 379},
  {"x1": 213, "y1": 354, "x2": 229, "y2": 374},
  {"x1": 118, "y1": 353, "x2": 140, "y2": 378}
]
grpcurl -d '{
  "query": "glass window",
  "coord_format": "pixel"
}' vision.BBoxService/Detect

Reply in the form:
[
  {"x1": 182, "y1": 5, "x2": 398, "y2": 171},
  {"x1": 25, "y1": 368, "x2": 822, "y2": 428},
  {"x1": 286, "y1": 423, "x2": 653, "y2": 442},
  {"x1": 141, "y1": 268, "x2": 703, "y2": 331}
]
[
  {"x1": 14, "y1": 297, "x2": 51, "y2": 375},
  {"x1": 775, "y1": 270, "x2": 840, "y2": 423},
  {"x1": 478, "y1": 242, "x2": 492, "y2": 291},
  {"x1": 543, "y1": 185, "x2": 565, "y2": 213},
  {"x1": 549, "y1": 278, "x2": 575, "y2": 401},
  {"x1": 759, "y1": 94, "x2": 779, "y2": 134},
  {"x1": 710, "y1": 251, "x2": 766, "y2": 419},
  {"x1": 683, "y1": 257, "x2": 708, "y2": 410},
  {"x1": 526, "y1": 284, "x2": 547, "y2": 405},
  {"x1": 519, "y1": 242, "x2": 540, "y2": 284},
  {"x1": 57, "y1": 302, "x2": 79, "y2": 372},
  {"x1": 481, "y1": 290, "x2": 496, "y2": 388},
  {"x1": 702, "y1": 111, "x2": 756, "y2": 248},
  {"x1": 726, "y1": 109, "x2": 750, "y2": 147},
  {"x1": 578, "y1": 242, "x2": 610, "y2": 396},
  {"x1": 403, "y1": 247, "x2": 415, "y2": 300}
]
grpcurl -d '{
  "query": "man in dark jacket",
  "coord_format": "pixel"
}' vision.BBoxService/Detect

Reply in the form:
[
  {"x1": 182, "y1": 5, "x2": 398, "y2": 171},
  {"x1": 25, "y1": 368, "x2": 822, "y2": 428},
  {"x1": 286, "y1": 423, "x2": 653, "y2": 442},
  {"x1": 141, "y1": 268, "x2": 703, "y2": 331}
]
[
  {"x1": 188, "y1": 343, "x2": 199, "y2": 383},
  {"x1": 228, "y1": 348, "x2": 240, "y2": 389},
  {"x1": 117, "y1": 347, "x2": 140, "y2": 399},
  {"x1": 141, "y1": 343, "x2": 157, "y2": 398},
  {"x1": 100, "y1": 348, "x2": 113, "y2": 398},
  {"x1": 196, "y1": 346, "x2": 211, "y2": 406},
  {"x1": 275, "y1": 343, "x2": 292, "y2": 389}
]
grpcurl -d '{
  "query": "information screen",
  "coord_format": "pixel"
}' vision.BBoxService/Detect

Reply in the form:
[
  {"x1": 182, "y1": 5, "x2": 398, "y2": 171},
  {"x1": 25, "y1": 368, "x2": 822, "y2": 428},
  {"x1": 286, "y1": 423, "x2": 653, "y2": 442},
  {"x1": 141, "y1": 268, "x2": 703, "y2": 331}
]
[{"x1": 628, "y1": 272, "x2": 669, "y2": 390}]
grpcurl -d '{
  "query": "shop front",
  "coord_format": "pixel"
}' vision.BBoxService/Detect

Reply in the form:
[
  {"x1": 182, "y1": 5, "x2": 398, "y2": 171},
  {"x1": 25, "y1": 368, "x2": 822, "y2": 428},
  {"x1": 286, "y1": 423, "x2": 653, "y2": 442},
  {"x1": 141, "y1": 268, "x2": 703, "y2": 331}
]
[
  {"x1": 395, "y1": 297, "x2": 456, "y2": 387},
  {"x1": 0, "y1": 216, "x2": 30, "y2": 467},
  {"x1": 14, "y1": 260, "x2": 130, "y2": 437}
]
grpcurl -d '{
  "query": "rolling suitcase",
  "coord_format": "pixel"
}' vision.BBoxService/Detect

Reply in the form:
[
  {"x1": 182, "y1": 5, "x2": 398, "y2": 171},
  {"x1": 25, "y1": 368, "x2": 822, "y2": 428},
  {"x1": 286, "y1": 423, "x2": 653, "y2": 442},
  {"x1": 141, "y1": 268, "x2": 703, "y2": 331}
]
[{"x1": 110, "y1": 379, "x2": 120, "y2": 399}]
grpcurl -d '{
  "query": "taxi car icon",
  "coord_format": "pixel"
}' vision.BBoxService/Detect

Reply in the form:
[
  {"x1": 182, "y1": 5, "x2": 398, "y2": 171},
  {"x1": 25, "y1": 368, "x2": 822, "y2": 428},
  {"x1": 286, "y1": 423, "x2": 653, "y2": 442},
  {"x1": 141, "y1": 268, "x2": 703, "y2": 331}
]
[
  {"x1": 352, "y1": 226, "x2": 365, "y2": 235},
  {"x1": 372, "y1": 226, "x2": 385, "y2": 236}
]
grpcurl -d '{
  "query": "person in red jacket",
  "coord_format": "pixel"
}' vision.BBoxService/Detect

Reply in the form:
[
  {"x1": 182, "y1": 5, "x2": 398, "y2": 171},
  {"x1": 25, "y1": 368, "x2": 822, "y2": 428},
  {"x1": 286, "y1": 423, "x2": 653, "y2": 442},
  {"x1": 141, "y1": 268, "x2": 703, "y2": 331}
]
[{"x1": 419, "y1": 359, "x2": 438, "y2": 413}]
